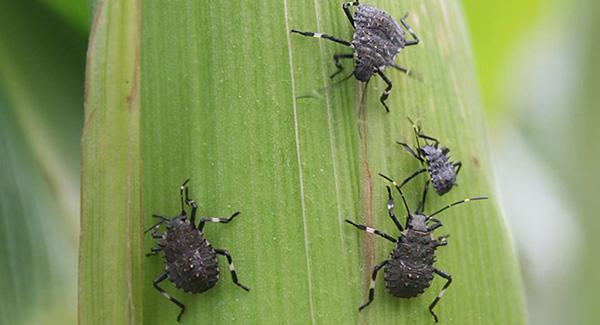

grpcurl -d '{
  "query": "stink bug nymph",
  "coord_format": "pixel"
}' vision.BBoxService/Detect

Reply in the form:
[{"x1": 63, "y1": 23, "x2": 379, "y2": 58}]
[
  {"x1": 145, "y1": 180, "x2": 249, "y2": 322},
  {"x1": 396, "y1": 118, "x2": 462, "y2": 195},
  {"x1": 291, "y1": 1, "x2": 420, "y2": 112},
  {"x1": 346, "y1": 174, "x2": 487, "y2": 322}
]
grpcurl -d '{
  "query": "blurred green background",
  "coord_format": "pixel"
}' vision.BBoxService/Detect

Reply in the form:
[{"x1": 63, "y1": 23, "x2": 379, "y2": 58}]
[{"x1": 0, "y1": 0, "x2": 597, "y2": 324}]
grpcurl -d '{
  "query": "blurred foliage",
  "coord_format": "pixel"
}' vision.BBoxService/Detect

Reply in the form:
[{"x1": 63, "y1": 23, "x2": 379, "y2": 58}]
[
  {"x1": 462, "y1": 0, "x2": 598, "y2": 324},
  {"x1": 574, "y1": 1, "x2": 599, "y2": 324},
  {"x1": 0, "y1": 0, "x2": 87, "y2": 237},
  {"x1": 39, "y1": 0, "x2": 90, "y2": 33},
  {"x1": 0, "y1": 0, "x2": 87, "y2": 324},
  {"x1": 0, "y1": 95, "x2": 75, "y2": 324},
  {"x1": 461, "y1": 0, "x2": 543, "y2": 114}
]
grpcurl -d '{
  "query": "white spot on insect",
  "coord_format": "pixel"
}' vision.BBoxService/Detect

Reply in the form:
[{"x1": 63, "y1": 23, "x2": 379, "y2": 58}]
[
  {"x1": 366, "y1": 227, "x2": 375, "y2": 234},
  {"x1": 464, "y1": 199, "x2": 471, "y2": 202},
  {"x1": 313, "y1": 33, "x2": 322, "y2": 38},
  {"x1": 369, "y1": 280, "x2": 376, "y2": 289},
  {"x1": 439, "y1": 288, "x2": 447, "y2": 298},
  {"x1": 211, "y1": 218, "x2": 220, "y2": 223},
  {"x1": 229, "y1": 263, "x2": 235, "y2": 271}
]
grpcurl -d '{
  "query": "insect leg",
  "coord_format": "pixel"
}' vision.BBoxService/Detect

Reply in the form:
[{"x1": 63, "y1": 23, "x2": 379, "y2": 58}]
[
  {"x1": 376, "y1": 70, "x2": 392, "y2": 112},
  {"x1": 390, "y1": 63, "x2": 421, "y2": 82},
  {"x1": 416, "y1": 181, "x2": 430, "y2": 214},
  {"x1": 290, "y1": 30, "x2": 351, "y2": 47},
  {"x1": 182, "y1": 182, "x2": 199, "y2": 226},
  {"x1": 399, "y1": 169, "x2": 428, "y2": 190},
  {"x1": 144, "y1": 215, "x2": 168, "y2": 234},
  {"x1": 429, "y1": 268, "x2": 452, "y2": 323},
  {"x1": 453, "y1": 161, "x2": 462, "y2": 175},
  {"x1": 214, "y1": 248, "x2": 250, "y2": 292},
  {"x1": 400, "y1": 13, "x2": 420, "y2": 46},
  {"x1": 435, "y1": 235, "x2": 449, "y2": 247},
  {"x1": 345, "y1": 219, "x2": 397, "y2": 243},
  {"x1": 146, "y1": 246, "x2": 162, "y2": 257},
  {"x1": 427, "y1": 217, "x2": 442, "y2": 231},
  {"x1": 331, "y1": 53, "x2": 355, "y2": 79},
  {"x1": 342, "y1": 1, "x2": 360, "y2": 28},
  {"x1": 418, "y1": 133, "x2": 440, "y2": 147},
  {"x1": 198, "y1": 211, "x2": 241, "y2": 232},
  {"x1": 358, "y1": 260, "x2": 388, "y2": 311},
  {"x1": 396, "y1": 142, "x2": 424, "y2": 163},
  {"x1": 151, "y1": 232, "x2": 165, "y2": 239},
  {"x1": 153, "y1": 273, "x2": 186, "y2": 322},
  {"x1": 386, "y1": 186, "x2": 404, "y2": 231}
]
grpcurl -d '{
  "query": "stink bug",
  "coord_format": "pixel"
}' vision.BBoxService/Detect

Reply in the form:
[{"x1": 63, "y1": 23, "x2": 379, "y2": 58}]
[
  {"x1": 396, "y1": 118, "x2": 462, "y2": 195},
  {"x1": 346, "y1": 174, "x2": 487, "y2": 322},
  {"x1": 145, "y1": 180, "x2": 249, "y2": 322},
  {"x1": 291, "y1": 1, "x2": 420, "y2": 112}
]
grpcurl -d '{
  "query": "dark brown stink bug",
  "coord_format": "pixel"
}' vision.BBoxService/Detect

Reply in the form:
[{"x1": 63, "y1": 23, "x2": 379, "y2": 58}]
[
  {"x1": 346, "y1": 174, "x2": 487, "y2": 322},
  {"x1": 291, "y1": 1, "x2": 420, "y2": 112},
  {"x1": 145, "y1": 180, "x2": 249, "y2": 322},
  {"x1": 396, "y1": 118, "x2": 462, "y2": 196}
]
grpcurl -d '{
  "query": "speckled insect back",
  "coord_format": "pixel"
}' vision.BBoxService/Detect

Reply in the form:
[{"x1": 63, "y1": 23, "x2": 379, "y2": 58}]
[
  {"x1": 162, "y1": 217, "x2": 219, "y2": 294},
  {"x1": 145, "y1": 180, "x2": 249, "y2": 322},
  {"x1": 352, "y1": 4, "x2": 407, "y2": 81},
  {"x1": 291, "y1": 1, "x2": 420, "y2": 112},
  {"x1": 346, "y1": 174, "x2": 487, "y2": 322},
  {"x1": 384, "y1": 227, "x2": 436, "y2": 298},
  {"x1": 397, "y1": 118, "x2": 462, "y2": 195}
]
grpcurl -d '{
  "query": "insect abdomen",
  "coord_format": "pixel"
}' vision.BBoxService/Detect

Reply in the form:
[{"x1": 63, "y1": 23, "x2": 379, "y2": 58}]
[
  {"x1": 422, "y1": 146, "x2": 457, "y2": 195},
  {"x1": 384, "y1": 232, "x2": 436, "y2": 298},
  {"x1": 163, "y1": 223, "x2": 220, "y2": 293},
  {"x1": 352, "y1": 4, "x2": 405, "y2": 81}
]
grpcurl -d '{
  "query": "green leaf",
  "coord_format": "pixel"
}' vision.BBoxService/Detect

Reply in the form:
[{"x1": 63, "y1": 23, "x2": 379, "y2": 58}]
[
  {"x1": 79, "y1": 0, "x2": 142, "y2": 323},
  {"x1": 461, "y1": 0, "x2": 543, "y2": 113},
  {"x1": 0, "y1": 88, "x2": 76, "y2": 325},
  {"x1": 0, "y1": 0, "x2": 86, "y2": 233},
  {"x1": 38, "y1": 0, "x2": 90, "y2": 33},
  {"x1": 81, "y1": 0, "x2": 525, "y2": 323}
]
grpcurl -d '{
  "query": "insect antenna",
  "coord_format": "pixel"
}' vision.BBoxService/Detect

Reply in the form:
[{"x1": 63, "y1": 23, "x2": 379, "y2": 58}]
[
  {"x1": 429, "y1": 196, "x2": 488, "y2": 218},
  {"x1": 407, "y1": 116, "x2": 424, "y2": 148},
  {"x1": 379, "y1": 173, "x2": 411, "y2": 215},
  {"x1": 180, "y1": 178, "x2": 190, "y2": 214}
]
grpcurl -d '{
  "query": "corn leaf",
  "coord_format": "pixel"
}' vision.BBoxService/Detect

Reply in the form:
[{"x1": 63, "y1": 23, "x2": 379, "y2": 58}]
[{"x1": 80, "y1": 1, "x2": 525, "y2": 323}]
